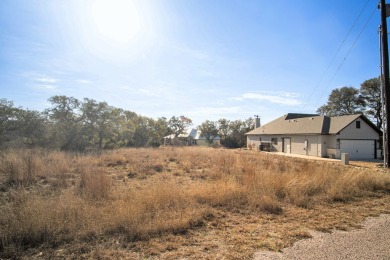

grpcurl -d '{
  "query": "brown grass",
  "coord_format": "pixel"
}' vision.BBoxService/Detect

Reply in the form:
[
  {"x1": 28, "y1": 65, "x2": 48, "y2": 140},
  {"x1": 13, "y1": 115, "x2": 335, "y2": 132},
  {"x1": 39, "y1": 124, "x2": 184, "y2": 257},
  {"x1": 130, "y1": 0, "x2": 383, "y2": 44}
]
[{"x1": 0, "y1": 147, "x2": 390, "y2": 258}]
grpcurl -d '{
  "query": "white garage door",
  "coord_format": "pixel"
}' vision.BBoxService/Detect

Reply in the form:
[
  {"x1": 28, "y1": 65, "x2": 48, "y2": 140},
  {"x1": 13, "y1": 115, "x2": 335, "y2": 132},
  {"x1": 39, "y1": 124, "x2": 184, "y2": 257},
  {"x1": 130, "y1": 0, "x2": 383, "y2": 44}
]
[{"x1": 340, "y1": 140, "x2": 375, "y2": 160}]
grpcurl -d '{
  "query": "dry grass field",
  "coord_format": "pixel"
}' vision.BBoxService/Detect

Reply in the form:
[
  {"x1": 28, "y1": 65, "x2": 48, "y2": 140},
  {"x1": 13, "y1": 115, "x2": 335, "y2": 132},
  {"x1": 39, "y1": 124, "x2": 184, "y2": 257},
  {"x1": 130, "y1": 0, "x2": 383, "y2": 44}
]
[{"x1": 1, "y1": 147, "x2": 390, "y2": 259}]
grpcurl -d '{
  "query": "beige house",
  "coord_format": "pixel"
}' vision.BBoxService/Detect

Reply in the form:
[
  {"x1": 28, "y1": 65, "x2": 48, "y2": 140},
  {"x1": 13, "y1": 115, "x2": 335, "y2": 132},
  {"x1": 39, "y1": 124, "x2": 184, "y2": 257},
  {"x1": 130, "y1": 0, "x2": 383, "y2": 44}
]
[
  {"x1": 164, "y1": 129, "x2": 221, "y2": 146},
  {"x1": 246, "y1": 113, "x2": 381, "y2": 160}
]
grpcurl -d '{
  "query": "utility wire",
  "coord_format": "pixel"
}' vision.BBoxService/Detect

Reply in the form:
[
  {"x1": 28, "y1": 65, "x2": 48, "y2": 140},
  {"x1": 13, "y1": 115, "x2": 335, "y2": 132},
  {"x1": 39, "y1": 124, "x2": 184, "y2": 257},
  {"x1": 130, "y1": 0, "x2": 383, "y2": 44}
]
[
  {"x1": 293, "y1": 3, "x2": 377, "y2": 136},
  {"x1": 313, "y1": 5, "x2": 377, "y2": 109},
  {"x1": 302, "y1": 0, "x2": 372, "y2": 110}
]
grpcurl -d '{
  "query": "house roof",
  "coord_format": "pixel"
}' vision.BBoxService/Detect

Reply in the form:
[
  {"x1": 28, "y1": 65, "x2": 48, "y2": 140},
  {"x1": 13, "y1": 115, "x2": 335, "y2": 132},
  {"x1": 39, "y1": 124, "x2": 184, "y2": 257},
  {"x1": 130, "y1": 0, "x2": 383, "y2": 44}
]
[
  {"x1": 246, "y1": 113, "x2": 381, "y2": 135},
  {"x1": 328, "y1": 114, "x2": 360, "y2": 134},
  {"x1": 284, "y1": 113, "x2": 318, "y2": 120}
]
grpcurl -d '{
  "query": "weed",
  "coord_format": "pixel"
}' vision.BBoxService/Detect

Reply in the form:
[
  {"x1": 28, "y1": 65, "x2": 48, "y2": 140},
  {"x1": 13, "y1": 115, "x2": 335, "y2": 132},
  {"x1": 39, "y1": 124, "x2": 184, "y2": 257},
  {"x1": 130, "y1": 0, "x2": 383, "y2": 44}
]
[{"x1": 1, "y1": 147, "x2": 390, "y2": 259}]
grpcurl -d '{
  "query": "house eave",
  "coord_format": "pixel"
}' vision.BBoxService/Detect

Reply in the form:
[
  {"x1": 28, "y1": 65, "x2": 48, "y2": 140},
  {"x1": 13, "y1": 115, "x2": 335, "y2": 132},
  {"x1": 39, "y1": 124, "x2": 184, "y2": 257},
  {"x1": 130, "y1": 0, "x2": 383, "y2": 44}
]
[{"x1": 246, "y1": 132, "x2": 324, "y2": 136}]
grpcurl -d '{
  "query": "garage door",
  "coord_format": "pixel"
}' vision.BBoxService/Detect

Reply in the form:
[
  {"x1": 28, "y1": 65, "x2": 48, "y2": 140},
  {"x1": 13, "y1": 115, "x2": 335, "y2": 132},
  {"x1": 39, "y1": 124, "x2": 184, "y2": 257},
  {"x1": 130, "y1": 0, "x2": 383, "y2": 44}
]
[{"x1": 340, "y1": 140, "x2": 375, "y2": 159}]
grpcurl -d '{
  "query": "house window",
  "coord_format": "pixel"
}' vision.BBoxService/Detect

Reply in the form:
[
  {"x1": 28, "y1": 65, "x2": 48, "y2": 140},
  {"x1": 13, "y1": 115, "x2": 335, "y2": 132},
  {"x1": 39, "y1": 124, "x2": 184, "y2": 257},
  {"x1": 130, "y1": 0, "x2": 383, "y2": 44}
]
[
  {"x1": 271, "y1": 138, "x2": 277, "y2": 145},
  {"x1": 356, "y1": 121, "x2": 361, "y2": 129}
]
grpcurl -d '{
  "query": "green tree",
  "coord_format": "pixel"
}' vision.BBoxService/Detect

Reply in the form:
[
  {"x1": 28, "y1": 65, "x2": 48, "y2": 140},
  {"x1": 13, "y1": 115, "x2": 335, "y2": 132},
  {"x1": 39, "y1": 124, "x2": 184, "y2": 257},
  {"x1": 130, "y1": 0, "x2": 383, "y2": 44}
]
[
  {"x1": 198, "y1": 120, "x2": 219, "y2": 146},
  {"x1": 360, "y1": 77, "x2": 382, "y2": 129},
  {"x1": 45, "y1": 96, "x2": 82, "y2": 123},
  {"x1": 149, "y1": 117, "x2": 170, "y2": 146},
  {"x1": 116, "y1": 110, "x2": 138, "y2": 147},
  {"x1": 81, "y1": 98, "x2": 119, "y2": 150},
  {"x1": 0, "y1": 99, "x2": 18, "y2": 146},
  {"x1": 168, "y1": 115, "x2": 192, "y2": 137},
  {"x1": 217, "y1": 118, "x2": 231, "y2": 140},
  {"x1": 216, "y1": 118, "x2": 254, "y2": 148},
  {"x1": 132, "y1": 116, "x2": 152, "y2": 147},
  {"x1": 317, "y1": 86, "x2": 365, "y2": 116},
  {"x1": 16, "y1": 109, "x2": 47, "y2": 147},
  {"x1": 45, "y1": 96, "x2": 85, "y2": 150},
  {"x1": 104, "y1": 108, "x2": 133, "y2": 148},
  {"x1": 0, "y1": 99, "x2": 48, "y2": 148},
  {"x1": 230, "y1": 118, "x2": 254, "y2": 148}
]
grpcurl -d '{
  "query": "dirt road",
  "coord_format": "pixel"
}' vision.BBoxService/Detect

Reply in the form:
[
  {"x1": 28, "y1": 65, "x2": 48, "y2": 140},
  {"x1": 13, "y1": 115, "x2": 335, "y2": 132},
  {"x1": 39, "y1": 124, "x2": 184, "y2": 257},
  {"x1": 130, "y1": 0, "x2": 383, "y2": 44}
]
[{"x1": 254, "y1": 214, "x2": 390, "y2": 260}]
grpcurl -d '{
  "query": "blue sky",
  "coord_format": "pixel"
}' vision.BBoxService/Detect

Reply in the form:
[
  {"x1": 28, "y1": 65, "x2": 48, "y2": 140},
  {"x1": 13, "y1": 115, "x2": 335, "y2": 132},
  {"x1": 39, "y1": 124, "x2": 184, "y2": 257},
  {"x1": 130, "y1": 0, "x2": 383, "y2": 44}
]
[{"x1": 0, "y1": 0, "x2": 381, "y2": 126}]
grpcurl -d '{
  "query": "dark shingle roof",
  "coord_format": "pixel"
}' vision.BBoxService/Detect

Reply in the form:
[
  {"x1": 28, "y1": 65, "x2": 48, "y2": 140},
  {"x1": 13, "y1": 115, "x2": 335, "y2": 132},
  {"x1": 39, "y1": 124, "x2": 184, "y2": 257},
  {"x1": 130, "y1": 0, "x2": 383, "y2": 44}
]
[
  {"x1": 246, "y1": 113, "x2": 380, "y2": 135},
  {"x1": 284, "y1": 113, "x2": 318, "y2": 120}
]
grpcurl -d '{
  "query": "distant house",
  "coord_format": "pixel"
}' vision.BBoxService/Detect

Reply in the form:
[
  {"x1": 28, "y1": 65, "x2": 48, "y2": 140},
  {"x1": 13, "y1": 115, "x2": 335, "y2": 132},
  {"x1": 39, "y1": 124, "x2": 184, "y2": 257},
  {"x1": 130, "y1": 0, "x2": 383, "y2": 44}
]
[
  {"x1": 246, "y1": 113, "x2": 381, "y2": 160},
  {"x1": 163, "y1": 129, "x2": 221, "y2": 146}
]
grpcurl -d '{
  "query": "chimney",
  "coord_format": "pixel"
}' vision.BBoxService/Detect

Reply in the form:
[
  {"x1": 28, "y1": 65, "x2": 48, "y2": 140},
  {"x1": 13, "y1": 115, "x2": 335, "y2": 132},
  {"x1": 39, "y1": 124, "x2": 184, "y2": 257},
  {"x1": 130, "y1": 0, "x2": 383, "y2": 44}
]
[{"x1": 254, "y1": 115, "x2": 261, "y2": 128}]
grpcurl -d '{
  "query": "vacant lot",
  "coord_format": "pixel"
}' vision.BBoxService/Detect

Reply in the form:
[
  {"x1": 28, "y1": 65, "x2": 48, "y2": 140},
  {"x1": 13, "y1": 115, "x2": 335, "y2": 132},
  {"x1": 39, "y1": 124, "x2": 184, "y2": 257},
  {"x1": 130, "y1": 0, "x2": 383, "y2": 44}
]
[{"x1": 1, "y1": 147, "x2": 390, "y2": 259}]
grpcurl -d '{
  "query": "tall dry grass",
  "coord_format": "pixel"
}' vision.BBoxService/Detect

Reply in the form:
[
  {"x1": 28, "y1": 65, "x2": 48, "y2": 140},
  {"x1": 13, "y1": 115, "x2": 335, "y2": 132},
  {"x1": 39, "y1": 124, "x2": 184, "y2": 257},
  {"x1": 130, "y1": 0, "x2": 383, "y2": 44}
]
[
  {"x1": 1, "y1": 147, "x2": 390, "y2": 257},
  {"x1": 194, "y1": 152, "x2": 390, "y2": 211},
  {"x1": 0, "y1": 149, "x2": 73, "y2": 188},
  {"x1": 0, "y1": 184, "x2": 209, "y2": 257},
  {"x1": 78, "y1": 163, "x2": 112, "y2": 201}
]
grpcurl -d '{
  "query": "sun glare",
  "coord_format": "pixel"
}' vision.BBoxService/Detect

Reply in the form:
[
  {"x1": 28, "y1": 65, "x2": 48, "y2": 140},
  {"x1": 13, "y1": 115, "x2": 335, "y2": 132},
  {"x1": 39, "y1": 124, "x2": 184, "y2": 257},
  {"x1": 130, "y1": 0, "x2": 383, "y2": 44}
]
[
  {"x1": 74, "y1": 0, "x2": 161, "y2": 61},
  {"x1": 91, "y1": 0, "x2": 143, "y2": 44}
]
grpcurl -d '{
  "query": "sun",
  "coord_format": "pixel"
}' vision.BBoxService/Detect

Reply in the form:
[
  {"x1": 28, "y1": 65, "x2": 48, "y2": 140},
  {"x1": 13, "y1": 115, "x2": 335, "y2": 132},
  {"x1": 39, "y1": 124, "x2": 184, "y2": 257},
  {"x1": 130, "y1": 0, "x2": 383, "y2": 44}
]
[{"x1": 91, "y1": 0, "x2": 143, "y2": 44}]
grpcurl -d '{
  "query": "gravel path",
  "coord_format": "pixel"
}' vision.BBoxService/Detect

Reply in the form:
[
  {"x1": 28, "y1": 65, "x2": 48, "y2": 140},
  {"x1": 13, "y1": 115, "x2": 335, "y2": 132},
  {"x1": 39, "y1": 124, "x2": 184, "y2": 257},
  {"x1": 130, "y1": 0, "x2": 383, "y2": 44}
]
[{"x1": 254, "y1": 214, "x2": 390, "y2": 260}]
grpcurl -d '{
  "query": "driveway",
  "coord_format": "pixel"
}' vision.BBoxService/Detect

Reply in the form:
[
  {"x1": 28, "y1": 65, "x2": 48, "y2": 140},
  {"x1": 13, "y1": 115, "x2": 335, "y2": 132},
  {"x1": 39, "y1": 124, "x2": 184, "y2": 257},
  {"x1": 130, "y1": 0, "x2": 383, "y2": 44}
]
[
  {"x1": 254, "y1": 214, "x2": 390, "y2": 260},
  {"x1": 265, "y1": 151, "x2": 384, "y2": 169}
]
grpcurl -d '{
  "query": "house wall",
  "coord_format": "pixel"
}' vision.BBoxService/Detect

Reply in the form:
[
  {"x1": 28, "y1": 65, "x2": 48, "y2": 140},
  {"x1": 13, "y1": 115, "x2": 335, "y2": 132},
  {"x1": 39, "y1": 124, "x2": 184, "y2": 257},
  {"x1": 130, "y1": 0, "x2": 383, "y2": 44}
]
[
  {"x1": 323, "y1": 135, "x2": 338, "y2": 158},
  {"x1": 324, "y1": 135, "x2": 338, "y2": 149},
  {"x1": 290, "y1": 135, "x2": 320, "y2": 157},
  {"x1": 319, "y1": 135, "x2": 347, "y2": 157},
  {"x1": 197, "y1": 139, "x2": 208, "y2": 146},
  {"x1": 338, "y1": 119, "x2": 379, "y2": 159},
  {"x1": 272, "y1": 136, "x2": 283, "y2": 151},
  {"x1": 247, "y1": 135, "x2": 261, "y2": 150},
  {"x1": 197, "y1": 139, "x2": 221, "y2": 147},
  {"x1": 247, "y1": 135, "x2": 283, "y2": 151},
  {"x1": 246, "y1": 118, "x2": 380, "y2": 159},
  {"x1": 248, "y1": 134, "x2": 324, "y2": 156},
  {"x1": 339, "y1": 119, "x2": 379, "y2": 139},
  {"x1": 317, "y1": 135, "x2": 324, "y2": 157}
]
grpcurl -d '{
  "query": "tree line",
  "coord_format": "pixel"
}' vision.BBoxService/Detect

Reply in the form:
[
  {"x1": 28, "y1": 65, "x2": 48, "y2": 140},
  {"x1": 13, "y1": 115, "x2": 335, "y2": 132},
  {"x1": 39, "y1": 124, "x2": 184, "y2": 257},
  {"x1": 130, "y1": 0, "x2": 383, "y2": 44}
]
[
  {"x1": 0, "y1": 95, "x2": 254, "y2": 151},
  {"x1": 3, "y1": 77, "x2": 377, "y2": 151},
  {"x1": 317, "y1": 77, "x2": 382, "y2": 129}
]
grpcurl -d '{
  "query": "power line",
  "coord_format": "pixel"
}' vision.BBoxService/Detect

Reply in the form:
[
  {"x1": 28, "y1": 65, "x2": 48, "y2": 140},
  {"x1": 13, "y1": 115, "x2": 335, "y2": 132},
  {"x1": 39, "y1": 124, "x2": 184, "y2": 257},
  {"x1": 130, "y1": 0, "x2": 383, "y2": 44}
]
[
  {"x1": 293, "y1": 3, "x2": 377, "y2": 136},
  {"x1": 302, "y1": 0, "x2": 373, "y2": 110},
  {"x1": 313, "y1": 4, "x2": 377, "y2": 110}
]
